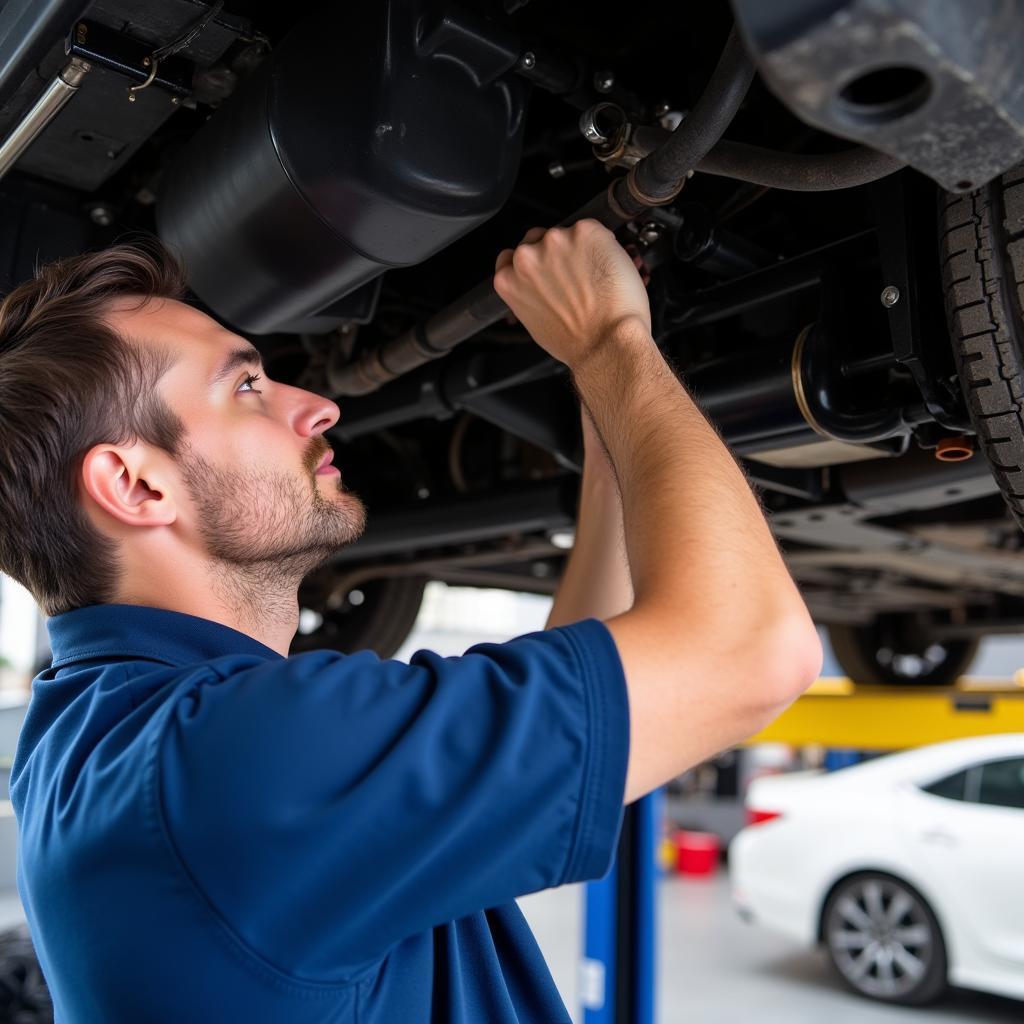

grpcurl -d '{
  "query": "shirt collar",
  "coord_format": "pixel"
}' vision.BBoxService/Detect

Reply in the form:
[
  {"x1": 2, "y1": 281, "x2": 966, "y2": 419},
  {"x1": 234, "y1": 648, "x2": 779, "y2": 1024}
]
[{"x1": 47, "y1": 604, "x2": 284, "y2": 669}]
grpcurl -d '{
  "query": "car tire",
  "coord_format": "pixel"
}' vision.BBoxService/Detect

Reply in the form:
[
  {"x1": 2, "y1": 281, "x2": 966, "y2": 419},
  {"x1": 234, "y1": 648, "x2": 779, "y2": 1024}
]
[
  {"x1": 828, "y1": 615, "x2": 978, "y2": 686},
  {"x1": 0, "y1": 924, "x2": 52, "y2": 1023},
  {"x1": 940, "y1": 168, "x2": 1024, "y2": 530},
  {"x1": 822, "y1": 873, "x2": 947, "y2": 1006},
  {"x1": 291, "y1": 575, "x2": 428, "y2": 658}
]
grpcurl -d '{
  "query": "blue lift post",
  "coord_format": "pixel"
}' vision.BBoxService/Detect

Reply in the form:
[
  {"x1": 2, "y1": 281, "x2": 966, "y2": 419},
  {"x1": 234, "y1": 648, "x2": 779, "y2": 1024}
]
[
  {"x1": 581, "y1": 789, "x2": 661, "y2": 1023},
  {"x1": 824, "y1": 749, "x2": 863, "y2": 771}
]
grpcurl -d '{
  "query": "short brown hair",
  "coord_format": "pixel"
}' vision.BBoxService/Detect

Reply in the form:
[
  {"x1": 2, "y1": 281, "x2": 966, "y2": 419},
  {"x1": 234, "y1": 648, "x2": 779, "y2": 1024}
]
[{"x1": 0, "y1": 240, "x2": 188, "y2": 616}]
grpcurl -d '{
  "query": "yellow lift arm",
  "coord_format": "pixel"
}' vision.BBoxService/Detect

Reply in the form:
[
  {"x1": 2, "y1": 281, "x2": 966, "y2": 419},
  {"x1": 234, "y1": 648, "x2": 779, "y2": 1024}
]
[{"x1": 748, "y1": 677, "x2": 1024, "y2": 750}]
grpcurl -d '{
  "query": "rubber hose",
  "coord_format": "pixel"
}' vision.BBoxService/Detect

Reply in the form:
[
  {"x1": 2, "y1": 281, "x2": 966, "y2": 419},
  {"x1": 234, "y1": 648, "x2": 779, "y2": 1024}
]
[
  {"x1": 696, "y1": 140, "x2": 905, "y2": 191},
  {"x1": 631, "y1": 27, "x2": 755, "y2": 203}
]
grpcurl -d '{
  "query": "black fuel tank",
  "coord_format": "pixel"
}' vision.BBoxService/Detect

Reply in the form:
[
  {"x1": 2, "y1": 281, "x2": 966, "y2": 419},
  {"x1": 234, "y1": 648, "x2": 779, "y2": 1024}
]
[{"x1": 157, "y1": 2, "x2": 526, "y2": 334}]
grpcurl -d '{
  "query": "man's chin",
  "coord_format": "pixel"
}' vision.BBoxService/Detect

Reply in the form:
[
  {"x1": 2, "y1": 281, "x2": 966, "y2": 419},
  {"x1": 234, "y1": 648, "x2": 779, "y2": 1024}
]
[{"x1": 332, "y1": 490, "x2": 368, "y2": 545}]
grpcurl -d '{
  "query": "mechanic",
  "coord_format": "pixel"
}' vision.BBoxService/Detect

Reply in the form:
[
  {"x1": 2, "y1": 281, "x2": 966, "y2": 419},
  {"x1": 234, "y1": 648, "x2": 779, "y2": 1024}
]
[{"x1": 1, "y1": 221, "x2": 821, "y2": 1022}]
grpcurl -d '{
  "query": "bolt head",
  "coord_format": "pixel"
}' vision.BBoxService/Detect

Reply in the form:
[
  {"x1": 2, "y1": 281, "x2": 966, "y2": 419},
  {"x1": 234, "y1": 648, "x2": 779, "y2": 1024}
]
[
  {"x1": 594, "y1": 70, "x2": 615, "y2": 93},
  {"x1": 639, "y1": 221, "x2": 661, "y2": 244},
  {"x1": 520, "y1": 51, "x2": 536, "y2": 70},
  {"x1": 880, "y1": 285, "x2": 900, "y2": 307},
  {"x1": 89, "y1": 205, "x2": 113, "y2": 226},
  {"x1": 547, "y1": 161, "x2": 566, "y2": 179}
]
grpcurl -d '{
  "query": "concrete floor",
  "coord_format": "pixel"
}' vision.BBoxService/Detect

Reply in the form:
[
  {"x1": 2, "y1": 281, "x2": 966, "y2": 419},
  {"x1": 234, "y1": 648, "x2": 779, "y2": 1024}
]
[{"x1": 518, "y1": 872, "x2": 1023, "y2": 1024}]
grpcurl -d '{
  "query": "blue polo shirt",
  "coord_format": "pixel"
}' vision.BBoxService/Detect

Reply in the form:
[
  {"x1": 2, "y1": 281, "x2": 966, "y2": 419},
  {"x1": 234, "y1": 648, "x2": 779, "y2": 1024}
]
[{"x1": 10, "y1": 603, "x2": 629, "y2": 1022}]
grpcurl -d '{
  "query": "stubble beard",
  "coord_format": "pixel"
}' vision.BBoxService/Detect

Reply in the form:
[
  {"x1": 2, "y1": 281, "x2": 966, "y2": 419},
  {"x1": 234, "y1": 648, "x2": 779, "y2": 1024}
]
[{"x1": 178, "y1": 441, "x2": 366, "y2": 626}]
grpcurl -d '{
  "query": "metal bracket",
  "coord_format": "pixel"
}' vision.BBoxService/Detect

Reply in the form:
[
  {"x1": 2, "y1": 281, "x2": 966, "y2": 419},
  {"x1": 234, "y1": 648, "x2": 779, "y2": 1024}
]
[
  {"x1": 868, "y1": 172, "x2": 971, "y2": 433},
  {"x1": 67, "y1": 21, "x2": 193, "y2": 100}
]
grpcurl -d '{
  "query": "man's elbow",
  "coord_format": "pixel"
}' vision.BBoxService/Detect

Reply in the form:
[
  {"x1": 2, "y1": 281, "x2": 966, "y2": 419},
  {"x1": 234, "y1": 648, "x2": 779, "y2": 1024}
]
[{"x1": 757, "y1": 615, "x2": 823, "y2": 711}]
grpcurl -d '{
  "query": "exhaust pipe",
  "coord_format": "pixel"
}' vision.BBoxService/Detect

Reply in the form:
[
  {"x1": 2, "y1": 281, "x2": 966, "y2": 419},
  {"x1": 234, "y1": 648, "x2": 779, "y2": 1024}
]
[
  {"x1": 0, "y1": 57, "x2": 91, "y2": 181},
  {"x1": 333, "y1": 321, "x2": 914, "y2": 468}
]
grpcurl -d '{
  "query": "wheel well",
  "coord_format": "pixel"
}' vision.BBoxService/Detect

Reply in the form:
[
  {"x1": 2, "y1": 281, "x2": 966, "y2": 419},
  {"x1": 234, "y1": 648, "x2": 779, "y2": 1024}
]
[{"x1": 816, "y1": 868, "x2": 948, "y2": 950}]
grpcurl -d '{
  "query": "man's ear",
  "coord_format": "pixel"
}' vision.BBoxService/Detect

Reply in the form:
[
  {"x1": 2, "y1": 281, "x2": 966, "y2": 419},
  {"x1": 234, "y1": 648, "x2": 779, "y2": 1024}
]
[{"x1": 80, "y1": 443, "x2": 177, "y2": 529}]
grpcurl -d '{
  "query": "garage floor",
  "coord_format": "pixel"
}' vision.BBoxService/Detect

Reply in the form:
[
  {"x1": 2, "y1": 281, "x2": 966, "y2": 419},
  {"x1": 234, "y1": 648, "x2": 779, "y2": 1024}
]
[{"x1": 518, "y1": 872, "x2": 1023, "y2": 1024}]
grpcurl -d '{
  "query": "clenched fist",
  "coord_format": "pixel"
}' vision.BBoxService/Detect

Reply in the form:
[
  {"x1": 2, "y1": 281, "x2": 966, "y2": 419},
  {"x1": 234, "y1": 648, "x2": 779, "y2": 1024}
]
[{"x1": 492, "y1": 220, "x2": 653, "y2": 371}]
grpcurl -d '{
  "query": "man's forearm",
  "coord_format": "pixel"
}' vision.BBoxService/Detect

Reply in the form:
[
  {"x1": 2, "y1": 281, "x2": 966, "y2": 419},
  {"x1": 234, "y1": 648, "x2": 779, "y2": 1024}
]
[
  {"x1": 573, "y1": 319, "x2": 811, "y2": 634},
  {"x1": 545, "y1": 416, "x2": 633, "y2": 628}
]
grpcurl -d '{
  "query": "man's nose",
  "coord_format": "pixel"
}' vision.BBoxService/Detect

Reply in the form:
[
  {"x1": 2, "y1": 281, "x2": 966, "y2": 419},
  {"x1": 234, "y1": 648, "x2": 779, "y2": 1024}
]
[{"x1": 288, "y1": 384, "x2": 340, "y2": 437}]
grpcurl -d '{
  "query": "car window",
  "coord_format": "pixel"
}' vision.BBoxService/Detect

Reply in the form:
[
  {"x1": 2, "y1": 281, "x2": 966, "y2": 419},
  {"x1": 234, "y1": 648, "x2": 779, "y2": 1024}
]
[
  {"x1": 976, "y1": 758, "x2": 1024, "y2": 810},
  {"x1": 921, "y1": 769, "x2": 968, "y2": 801}
]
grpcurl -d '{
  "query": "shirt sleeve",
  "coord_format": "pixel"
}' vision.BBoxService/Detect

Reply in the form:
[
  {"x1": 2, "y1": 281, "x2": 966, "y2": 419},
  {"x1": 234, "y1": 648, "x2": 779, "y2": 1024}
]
[{"x1": 156, "y1": 618, "x2": 629, "y2": 979}]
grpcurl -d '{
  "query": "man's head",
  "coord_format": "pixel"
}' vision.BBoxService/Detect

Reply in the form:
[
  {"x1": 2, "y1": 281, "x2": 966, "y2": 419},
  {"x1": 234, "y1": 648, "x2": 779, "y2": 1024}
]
[{"x1": 0, "y1": 241, "x2": 365, "y2": 619}]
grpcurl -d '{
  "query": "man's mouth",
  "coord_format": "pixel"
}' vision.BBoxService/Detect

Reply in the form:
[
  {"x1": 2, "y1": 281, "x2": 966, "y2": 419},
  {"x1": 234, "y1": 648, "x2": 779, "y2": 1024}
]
[{"x1": 315, "y1": 449, "x2": 340, "y2": 476}]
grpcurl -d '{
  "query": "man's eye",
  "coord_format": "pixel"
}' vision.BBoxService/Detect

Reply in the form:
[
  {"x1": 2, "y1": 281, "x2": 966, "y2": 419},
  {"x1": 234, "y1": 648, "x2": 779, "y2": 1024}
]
[{"x1": 238, "y1": 373, "x2": 263, "y2": 394}]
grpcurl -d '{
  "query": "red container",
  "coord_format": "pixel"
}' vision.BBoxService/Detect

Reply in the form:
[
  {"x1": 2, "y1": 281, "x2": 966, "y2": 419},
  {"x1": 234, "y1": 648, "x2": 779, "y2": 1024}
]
[{"x1": 672, "y1": 830, "x2": 721, "y2": 876}]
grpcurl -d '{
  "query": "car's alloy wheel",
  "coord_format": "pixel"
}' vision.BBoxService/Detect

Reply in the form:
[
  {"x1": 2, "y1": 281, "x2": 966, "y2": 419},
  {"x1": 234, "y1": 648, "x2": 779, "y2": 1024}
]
[
  {"x1": 823, "y1": 874, "x2": 947, "y2": 1005},
  {"x1": 828, "y1": 615, "x2": 978, "y2": 686}
]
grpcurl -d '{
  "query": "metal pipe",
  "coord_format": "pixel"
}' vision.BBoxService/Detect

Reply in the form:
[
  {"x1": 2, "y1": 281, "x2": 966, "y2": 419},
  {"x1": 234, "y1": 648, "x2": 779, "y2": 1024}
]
[
  {"x1": 841, "y1": 351, "x2": 900, "y2": 379},
  {"x1": 330, "y1": 478, "x2": 573, "y2": 564},
  {"x1": 670, "y1": 202, "x2": 772, "y2": 277},
  {"x1": 0, "y1": 0, "x2": 90, "y2": 112},
  {"x1": 0, "y1": 56, "x2": 91, "y2": 180},
  {"x1": 667, "y1": 230, "x2": 876, "y2": 330},
  {"x1": 333, "y1": 318, "x2": 919, "y2": 473},
  {"x1": 332, "y1": 345, "x2": 561, "y2": 443}
]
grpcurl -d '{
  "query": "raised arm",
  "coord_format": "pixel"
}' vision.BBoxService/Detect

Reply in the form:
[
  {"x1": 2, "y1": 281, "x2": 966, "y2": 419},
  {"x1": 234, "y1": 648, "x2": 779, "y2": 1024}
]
[
  {"x1": 494, "y1": 221, "x2": 822, "y2": 805},
  {"x1": 545, "y1": 405, "x2": 633, "y2": 629}
]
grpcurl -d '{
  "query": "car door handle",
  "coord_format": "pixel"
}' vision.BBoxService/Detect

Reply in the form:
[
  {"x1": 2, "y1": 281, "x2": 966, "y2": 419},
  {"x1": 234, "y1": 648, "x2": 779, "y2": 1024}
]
[{"x1": 920, "y1": 829, "x2": 958, "y2": 847}]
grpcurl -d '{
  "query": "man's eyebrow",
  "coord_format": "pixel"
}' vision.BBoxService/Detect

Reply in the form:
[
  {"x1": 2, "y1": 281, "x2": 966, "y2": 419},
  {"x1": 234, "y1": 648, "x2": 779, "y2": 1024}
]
[{"x1": 209, "y1": 346, "x2": 263, "y2": 389}]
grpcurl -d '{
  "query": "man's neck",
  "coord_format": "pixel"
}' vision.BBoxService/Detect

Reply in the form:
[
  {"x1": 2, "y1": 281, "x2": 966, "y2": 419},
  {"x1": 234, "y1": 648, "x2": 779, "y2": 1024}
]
[{"x1": 117, "y1": 562, "x2": 300, "y2": 656}]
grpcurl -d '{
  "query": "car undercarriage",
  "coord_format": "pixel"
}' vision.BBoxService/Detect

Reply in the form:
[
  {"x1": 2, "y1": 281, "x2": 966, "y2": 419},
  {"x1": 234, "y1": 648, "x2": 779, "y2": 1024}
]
[{"x1": 5, "y1": 0, "x2": 1024, "y2": 684}]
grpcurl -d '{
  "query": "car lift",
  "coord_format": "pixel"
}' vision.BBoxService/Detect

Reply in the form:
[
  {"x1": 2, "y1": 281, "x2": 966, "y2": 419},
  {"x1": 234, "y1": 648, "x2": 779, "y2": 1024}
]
[{"x1": 580, "y1": 677, "x2": 1024, "y2": 1023}]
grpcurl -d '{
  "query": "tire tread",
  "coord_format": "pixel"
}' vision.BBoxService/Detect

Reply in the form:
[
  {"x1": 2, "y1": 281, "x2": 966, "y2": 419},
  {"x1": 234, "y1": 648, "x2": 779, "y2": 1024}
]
[{"x1": 940, "y1": 168, "x2": 1024, "y2": 532}]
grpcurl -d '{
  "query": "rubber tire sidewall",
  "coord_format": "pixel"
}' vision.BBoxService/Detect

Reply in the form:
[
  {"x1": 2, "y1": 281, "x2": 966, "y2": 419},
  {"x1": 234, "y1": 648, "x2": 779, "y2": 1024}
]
[
  {"x1": 291, "y1": 575, "x2": 428, "y2": 658},
  {"x1": 827, "y1": 619, "x2": 978, "y2": 686}
]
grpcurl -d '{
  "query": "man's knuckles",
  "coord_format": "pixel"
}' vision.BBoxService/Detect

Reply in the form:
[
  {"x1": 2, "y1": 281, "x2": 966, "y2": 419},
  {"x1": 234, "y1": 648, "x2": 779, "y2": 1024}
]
[
  {"x1": 493, "y1": 266, "x2": 518, "y2": 301},
  {"x1": 494, "y1": 248, "x2": 514, "y2": 273},
  {"x1": 511, "y1": 242, "x2": 542, "y2": 272}
]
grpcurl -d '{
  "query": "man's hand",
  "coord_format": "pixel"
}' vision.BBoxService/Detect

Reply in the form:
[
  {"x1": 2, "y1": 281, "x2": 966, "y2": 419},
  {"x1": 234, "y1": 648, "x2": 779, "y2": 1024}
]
[{"x1": 493, "y1": 221, "x2": 652, "y2": 369}]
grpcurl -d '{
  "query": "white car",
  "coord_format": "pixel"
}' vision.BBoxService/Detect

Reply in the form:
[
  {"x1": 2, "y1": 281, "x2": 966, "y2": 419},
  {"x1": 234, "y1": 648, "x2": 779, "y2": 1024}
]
[{"x1": 729, "y1": 734, "x2": 1024, "y2": 1006}]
